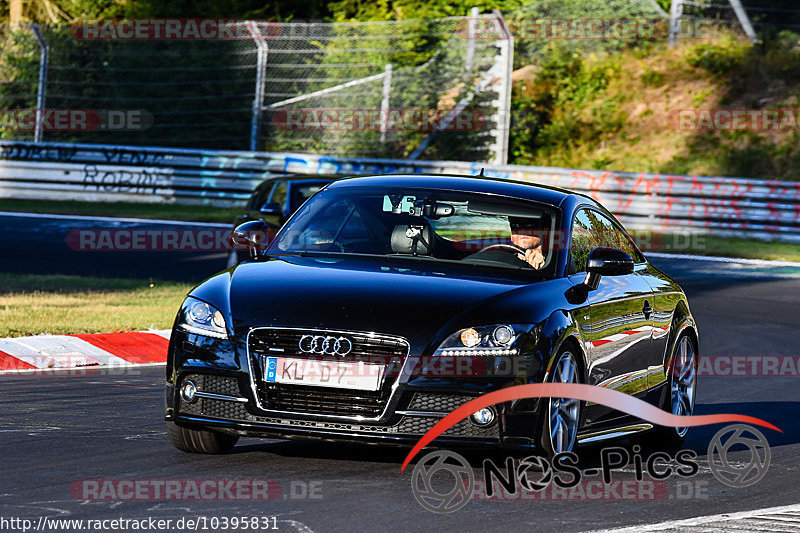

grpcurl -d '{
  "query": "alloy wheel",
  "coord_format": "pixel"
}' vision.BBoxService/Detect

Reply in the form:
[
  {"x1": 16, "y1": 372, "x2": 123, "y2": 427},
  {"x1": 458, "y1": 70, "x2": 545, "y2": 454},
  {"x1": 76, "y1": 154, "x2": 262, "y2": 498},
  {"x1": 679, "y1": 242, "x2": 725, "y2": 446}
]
[
  {"x1": 548, "y1": 351, "x2": 580, "y2": 454},
  {"x1": 671, "y1": 336, "x2": 697, "y2": 437}
]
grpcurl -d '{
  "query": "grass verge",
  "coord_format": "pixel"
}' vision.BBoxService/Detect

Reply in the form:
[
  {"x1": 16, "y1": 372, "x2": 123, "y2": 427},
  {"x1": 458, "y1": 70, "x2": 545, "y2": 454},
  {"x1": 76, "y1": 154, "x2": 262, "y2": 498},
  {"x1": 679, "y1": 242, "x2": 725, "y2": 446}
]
[
  {"x1": 632, "y1": 233, "x2": 800, "y2": 262},
  {"x1": 0, "y1": 273, "x2": 192, "y2": 337},
  {"x1": 648, "y1": 234, "x2": 800, "y2": 263},
  {"x1": 0, "y1": 199, "x2": 243, "y2": 224}
]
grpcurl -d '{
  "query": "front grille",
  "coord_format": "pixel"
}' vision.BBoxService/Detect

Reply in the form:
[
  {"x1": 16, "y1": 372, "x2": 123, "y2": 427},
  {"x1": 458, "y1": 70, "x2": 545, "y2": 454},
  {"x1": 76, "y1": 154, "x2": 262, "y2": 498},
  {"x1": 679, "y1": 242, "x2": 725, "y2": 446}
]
[
  {"x1": 248, "y1": 328, "x2": 409, "y2": 418},
  {"x1": 261, "y1": 384, "x2": 386, "y2": 416},
  {"x1": 249, "y1": 328, "x2": 408, "y2": 358},
  {"x1": 408, "y1": 393, "x2": 476, "y2": 413}
]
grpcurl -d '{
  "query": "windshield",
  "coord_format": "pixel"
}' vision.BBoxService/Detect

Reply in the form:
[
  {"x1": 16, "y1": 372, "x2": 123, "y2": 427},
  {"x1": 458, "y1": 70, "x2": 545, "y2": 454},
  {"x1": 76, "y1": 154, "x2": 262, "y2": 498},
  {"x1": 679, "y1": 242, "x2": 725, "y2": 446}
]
[{"x1": 268, "y1": 186, "x2": 559, "y2": 275}]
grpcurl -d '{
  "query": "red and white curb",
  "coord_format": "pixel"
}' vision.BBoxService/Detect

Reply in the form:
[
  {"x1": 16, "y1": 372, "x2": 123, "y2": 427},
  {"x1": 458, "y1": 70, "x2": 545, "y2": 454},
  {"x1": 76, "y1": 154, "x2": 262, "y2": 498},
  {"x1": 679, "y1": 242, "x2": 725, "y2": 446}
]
[{"x1": 0, "y1": 330, "x2": 171, "y2": 374}]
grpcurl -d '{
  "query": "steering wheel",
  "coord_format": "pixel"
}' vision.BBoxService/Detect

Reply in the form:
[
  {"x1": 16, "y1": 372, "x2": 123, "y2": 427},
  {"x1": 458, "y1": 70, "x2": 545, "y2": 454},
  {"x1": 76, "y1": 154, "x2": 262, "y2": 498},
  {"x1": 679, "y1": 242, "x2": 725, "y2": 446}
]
[{"x1": 480, "y1": 243, "x2": 526, "y2": 254}]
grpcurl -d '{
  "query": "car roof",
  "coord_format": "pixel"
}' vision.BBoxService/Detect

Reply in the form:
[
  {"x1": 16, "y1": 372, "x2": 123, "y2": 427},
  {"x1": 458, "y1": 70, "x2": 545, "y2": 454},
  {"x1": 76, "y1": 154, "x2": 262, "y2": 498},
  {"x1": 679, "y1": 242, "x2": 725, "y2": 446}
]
[
  {"x1": 278, "y1": 174, "x2": 339, "y2": 183},
  {"x1": 326, "y1": 173, "x2": 594, "y2": 208}
]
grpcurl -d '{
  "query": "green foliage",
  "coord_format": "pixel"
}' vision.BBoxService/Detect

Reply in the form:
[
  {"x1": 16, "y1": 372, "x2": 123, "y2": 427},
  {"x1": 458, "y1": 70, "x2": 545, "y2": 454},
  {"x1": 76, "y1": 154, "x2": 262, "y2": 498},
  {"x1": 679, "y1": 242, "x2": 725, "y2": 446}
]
[
  {"x1": 327, "y1": 0, "x2": 523, "y2": 21},
  {"x1": 0, "y1": 28, "x2": 40, "y2": 140},
  {"x1": 510, "y1": 45, "x2": 625, "y2": 166},
  {"x1": 686, "y1": 36, "x2": 747, "y2": 76},
  {"x1": 131, "y1": 0, "x2": 331, "y2": 20},
  {"x1": 2, "y1": 0, "x2": 331, "y2": 23},
  {"x1": 641, "y1": 69, "x2": 666, "y2": 87},
  {"x1": 509, "y1": 0, "x2": 666, "y2": 67}
]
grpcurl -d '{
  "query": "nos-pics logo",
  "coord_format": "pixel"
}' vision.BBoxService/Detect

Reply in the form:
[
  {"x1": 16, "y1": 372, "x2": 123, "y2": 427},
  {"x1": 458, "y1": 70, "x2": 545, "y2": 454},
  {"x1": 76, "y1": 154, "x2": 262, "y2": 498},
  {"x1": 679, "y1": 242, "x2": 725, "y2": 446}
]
[{"x1": 410, "y1": 424, "x2": 771, "y2": 513}]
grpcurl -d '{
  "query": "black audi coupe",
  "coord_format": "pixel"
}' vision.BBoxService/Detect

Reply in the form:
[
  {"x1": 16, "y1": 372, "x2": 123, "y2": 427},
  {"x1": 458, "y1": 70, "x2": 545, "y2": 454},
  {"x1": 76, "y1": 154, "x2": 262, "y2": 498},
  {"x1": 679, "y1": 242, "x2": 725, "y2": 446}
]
[{"x1": 165, "y1": 174, "x2": 698, "y2": 457}]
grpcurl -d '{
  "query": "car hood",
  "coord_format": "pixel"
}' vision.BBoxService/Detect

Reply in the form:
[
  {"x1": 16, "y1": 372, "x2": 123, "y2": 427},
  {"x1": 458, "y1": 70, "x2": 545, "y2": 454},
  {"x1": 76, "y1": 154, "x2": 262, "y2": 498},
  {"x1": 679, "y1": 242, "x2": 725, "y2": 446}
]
[{"x1": 191, "y1": 255, "x2": 539, "y2": 353}]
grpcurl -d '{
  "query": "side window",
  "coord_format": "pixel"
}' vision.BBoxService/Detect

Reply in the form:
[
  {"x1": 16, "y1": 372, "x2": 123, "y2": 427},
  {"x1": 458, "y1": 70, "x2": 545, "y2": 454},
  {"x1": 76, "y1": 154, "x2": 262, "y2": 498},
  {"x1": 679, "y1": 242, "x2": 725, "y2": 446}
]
[
  {"x1": 291, "y1": 184, "x2": 325, "y2": 211},
  {"x1": 249, "y1": 184, "x2": 268, "y2": 211},
  {"x1": 602, "y1": 217, "x2": 644, "y2": 263},
  {"x1": 570, "y1": 208, "x2": 643, "y2": 273},
  {"x1": 269, "y1": 181, "x2": 287, "y2": 208},
  {"x1": 569, "y1": 209, "x2": 605, "y2": 274}
]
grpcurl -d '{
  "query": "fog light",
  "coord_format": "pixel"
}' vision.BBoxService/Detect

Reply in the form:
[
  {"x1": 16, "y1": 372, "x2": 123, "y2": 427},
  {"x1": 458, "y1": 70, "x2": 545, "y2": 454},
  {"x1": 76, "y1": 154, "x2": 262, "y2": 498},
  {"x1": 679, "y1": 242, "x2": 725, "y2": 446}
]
[
  {"x1": 470, "y1": 407, "x2": 496, "y2": 427},
  {"x1": 180, "y1": 380, "x2": 197, "y2": 403}
]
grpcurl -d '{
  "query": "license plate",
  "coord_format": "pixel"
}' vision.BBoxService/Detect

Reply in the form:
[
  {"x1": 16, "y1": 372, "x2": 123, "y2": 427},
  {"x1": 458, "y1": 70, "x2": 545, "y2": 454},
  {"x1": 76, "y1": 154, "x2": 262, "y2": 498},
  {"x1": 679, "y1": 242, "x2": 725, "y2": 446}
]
[{"x1": 263, "y1": 357, "x2": 384, "y2": 391}]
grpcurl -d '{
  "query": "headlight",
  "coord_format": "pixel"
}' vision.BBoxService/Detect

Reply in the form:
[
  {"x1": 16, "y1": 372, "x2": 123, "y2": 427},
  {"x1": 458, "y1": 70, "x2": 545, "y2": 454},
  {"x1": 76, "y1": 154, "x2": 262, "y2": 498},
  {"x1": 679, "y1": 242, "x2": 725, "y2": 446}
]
[
  {"x1": 178, "y1": 297, "x2": 228, "y2": 339},
  {"x1": 434, "y1": 324, "x2": 529, "y2": 356}
]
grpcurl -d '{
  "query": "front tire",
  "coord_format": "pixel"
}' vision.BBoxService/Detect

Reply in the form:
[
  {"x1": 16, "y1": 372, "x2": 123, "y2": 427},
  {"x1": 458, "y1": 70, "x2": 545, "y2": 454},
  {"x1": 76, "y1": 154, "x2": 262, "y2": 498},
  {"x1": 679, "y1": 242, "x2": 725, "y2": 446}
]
[
  {"x1": 646, "y1": 333, "x2": 697, "y2": 449},
  {"x1": 166, "y1": 421, "x2": 239, "y2": 454},
  {"x1": 539, "y1": 348, "x2": 582, "y2": 458}
]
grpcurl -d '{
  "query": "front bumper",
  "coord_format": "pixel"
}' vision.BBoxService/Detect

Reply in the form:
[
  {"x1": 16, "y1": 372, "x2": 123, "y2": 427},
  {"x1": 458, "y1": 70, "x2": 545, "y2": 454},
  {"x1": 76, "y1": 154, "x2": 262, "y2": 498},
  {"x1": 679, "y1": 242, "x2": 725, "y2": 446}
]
[
  {"x1": 166, "y1": 373, "x2": 506, "y2": 445},
  {"x1": 166, "y1": 371, "x2": 545, "y2": 448},
  {"x1": 165, "y1": 327, "x2": 546, "y2": 449}
]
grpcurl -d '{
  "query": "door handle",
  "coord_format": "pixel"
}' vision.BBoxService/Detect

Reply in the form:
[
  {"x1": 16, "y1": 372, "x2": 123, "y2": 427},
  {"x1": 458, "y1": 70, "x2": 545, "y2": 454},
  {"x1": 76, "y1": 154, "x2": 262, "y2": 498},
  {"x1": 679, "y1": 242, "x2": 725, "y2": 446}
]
[{"x1": 642, "y1": 301, "x2": 653, "y2": 320}]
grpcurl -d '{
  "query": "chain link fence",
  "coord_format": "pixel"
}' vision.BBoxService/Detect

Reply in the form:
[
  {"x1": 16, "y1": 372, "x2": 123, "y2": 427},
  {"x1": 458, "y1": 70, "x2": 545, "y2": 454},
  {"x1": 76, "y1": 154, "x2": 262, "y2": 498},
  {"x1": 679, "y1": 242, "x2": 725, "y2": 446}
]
[
  {"x1": 257, "y1": 15, "x2": 511, "y2": 162},
  {"x1": 0, "y1": 22, "x2": 260, "y2": 149},
  {"x1": 676, "y1": 0, "x2": 800, "y2": 42},
  {"x1": 0, "y1": 15, "x2": 512, "y2": 163},
  {"x1": 507, "y1": 0, "x2": 668, "y2": 66}
]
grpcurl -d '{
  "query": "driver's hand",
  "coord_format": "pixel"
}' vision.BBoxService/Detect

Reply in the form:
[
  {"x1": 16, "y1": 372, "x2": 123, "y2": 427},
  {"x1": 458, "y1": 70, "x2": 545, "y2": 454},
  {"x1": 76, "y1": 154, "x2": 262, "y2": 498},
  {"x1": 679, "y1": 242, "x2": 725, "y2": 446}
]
[{"x1": 517, "y1": 246, "x2": 545, "y2": 269}]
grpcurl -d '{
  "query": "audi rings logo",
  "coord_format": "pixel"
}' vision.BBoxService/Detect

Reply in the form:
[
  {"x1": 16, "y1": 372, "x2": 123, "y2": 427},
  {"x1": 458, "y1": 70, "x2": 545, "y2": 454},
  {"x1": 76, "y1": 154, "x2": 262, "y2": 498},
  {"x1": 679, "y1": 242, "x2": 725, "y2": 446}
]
[{"x1": 298, "y1": 334, "x2": 353, "y2": 356}]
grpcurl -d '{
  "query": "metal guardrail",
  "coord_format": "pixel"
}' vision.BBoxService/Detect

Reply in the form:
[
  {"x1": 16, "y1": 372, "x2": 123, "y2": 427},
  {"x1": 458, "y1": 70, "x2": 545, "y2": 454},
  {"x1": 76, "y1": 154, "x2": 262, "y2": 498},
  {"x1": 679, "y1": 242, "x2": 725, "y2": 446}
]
[{"x1": 0, "y1": 140, "x2": 798, "y2": 242}]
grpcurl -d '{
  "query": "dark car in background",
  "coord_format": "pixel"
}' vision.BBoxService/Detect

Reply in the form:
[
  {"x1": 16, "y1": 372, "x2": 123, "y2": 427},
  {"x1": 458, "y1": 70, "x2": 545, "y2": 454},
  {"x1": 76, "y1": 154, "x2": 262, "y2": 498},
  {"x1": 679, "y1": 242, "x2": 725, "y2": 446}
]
[
  {"x1": 168, "y1": 174, "x2": 698, "y2": 457},
  {"x1": 228, "y1": 174, "x2": 337, "y2": 265}
]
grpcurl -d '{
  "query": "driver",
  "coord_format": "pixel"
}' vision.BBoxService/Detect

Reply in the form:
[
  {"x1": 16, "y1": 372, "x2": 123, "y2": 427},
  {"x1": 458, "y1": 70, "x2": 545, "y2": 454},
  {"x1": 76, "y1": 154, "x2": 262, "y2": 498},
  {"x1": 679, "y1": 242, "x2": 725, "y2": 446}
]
[{"x1": 509, "y1": 216, "x2": 546, "y2": 269}]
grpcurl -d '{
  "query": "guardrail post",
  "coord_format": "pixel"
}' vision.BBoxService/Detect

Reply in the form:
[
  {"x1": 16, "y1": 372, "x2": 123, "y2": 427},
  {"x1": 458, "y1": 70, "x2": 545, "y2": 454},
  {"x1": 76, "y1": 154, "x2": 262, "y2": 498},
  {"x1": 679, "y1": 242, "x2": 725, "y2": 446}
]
[
  {"x1": 727, "y1": 0, "x2": 758, "y2": 43},
  {"x1": 465, "y1": 7, "x2": 479, "y2": 72},
  {"x1": 248, "y1": 21, "x2": 269, "y2": 152},
  {"x1": 668, "y1": 0, "x2": 683, "y2": 48},
  {"x1": 30, "y1": 24, "x2": 48, "y2": 143},
  {"x1": 492, "y1": 10, "x2": 513, "y2": 165},
  {"x1": 379, "y1": 64, "x2": 392, "y2": 143}
]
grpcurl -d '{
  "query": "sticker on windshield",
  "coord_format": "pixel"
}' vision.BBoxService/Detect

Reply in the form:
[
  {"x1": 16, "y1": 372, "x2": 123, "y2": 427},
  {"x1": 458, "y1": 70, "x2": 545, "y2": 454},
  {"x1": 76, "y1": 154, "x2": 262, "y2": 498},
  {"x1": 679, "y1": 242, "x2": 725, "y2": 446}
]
[{"x1": 383, "y1": 194, "x2": 416, "y2": 214}]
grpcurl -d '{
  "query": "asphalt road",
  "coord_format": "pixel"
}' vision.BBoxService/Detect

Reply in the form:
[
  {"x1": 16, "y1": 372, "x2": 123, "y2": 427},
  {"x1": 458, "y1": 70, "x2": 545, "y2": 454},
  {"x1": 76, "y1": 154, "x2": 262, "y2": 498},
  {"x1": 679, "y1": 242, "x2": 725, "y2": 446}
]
[
  {"x1": 1, "y1": 213, "x2": 800, "y2": 531},
  {"x1": 0, "y1": 212, "x2": 231, "y2": 282}
]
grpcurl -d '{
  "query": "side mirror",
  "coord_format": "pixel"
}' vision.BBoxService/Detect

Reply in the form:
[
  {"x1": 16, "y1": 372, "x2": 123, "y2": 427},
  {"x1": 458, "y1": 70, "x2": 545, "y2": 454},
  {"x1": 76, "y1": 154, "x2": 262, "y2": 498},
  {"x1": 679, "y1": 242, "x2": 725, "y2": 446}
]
[
  {"x1": 584, "y1": 247, "x2": 634, "y2": 290},
  {"x1": 232, "y1": 220, "x2": 272, "y2": 261},
  {"x1": 259, "y1": 202, "x2": 281, "y2": 216}
]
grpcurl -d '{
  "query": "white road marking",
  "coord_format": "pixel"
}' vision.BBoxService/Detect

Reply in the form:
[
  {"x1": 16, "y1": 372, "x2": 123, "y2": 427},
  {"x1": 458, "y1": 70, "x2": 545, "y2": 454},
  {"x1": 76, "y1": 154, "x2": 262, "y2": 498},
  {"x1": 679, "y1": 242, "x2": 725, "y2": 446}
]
[
  {"x1": 591, "y1": 502, "x2": 800, "y2": 532},
  {"x1": 278, "y1": 520, "x2": 315, "y2": 533},
  {"x1": 0, "y1": 210, "x2": 231, "y2": 228}
]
